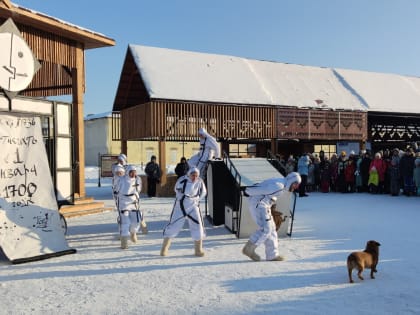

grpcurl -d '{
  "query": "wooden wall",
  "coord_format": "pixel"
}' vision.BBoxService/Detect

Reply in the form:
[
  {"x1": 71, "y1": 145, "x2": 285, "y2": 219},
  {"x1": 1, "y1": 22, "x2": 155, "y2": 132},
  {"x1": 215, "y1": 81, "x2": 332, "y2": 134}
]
[
  {"x1": 277, "y1": 108, "x2": 367, "y2": 141},
  {"x1": 118, "y1": 100, "x2": 367, "y2": 142},
  {"x1": 120, "y1": 101, "x2": 276, "y2": 140}
]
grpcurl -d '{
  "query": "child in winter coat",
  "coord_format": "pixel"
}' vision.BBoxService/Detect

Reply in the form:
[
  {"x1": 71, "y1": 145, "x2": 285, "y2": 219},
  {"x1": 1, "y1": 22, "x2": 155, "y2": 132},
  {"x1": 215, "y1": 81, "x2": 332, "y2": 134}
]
[
  {"x1": 368, "y1": 166, "x2": 379, "y2": 194},
  {"x1": 369, "y1": 152, "x2": 387, "y2": 193}
]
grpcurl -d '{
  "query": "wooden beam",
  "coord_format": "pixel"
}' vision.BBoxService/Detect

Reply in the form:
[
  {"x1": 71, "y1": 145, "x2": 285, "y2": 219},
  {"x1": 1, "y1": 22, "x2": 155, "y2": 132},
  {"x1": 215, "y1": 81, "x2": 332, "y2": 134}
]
[
  {"x1": 72, "y1": 43, "x2": 85, "y2": 199},
  {"x1": 0, "y1": 4, "x2": 115, "y2": 49},
  {"x1": 271, "y1": 138, "x2": 277, "y2": 156},
  {"x1": 158, "y1": 139, "x2": 167, "y2": 185},
  {"x1": 1, "y1": 0, "x2": 12, "y2": 9}
]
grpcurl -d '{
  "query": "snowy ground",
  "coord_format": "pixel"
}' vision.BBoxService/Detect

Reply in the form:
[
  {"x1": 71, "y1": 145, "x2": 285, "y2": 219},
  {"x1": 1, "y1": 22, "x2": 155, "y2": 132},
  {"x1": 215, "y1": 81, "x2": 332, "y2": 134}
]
[{"x1": 1, "y1": 167, "x2": 420, "y2": 315}]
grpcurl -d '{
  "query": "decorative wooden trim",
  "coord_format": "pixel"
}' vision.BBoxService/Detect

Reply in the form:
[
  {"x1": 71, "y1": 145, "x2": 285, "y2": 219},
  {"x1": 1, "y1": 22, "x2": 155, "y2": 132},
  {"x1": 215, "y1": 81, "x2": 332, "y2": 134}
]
[
  {"x1": 369, "y1": 112, "x2": 420, "y2": 143},
  {"x1": 277, "y1": 107, "x2": 367, "y2": 141},
  {"x1": 120, "y1": 101, "x2": 276, "y2": 140}
]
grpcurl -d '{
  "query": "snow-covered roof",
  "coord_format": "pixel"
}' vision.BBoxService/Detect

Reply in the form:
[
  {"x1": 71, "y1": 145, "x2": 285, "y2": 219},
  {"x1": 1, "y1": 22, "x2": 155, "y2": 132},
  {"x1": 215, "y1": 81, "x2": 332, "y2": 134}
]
[
  {"x1": 85, "y1": 111, "x2": 112, "y2": 121},
  {"x1": 334, "y1": 68, "x2": 420, "y2": 114},
  {"x1": 129, "y1": 45, "x2": 365, "y2": 111},
  {"x1": 10, "y1": 2, "x2": 108, "y2": 38},
  {"x1": 128, "y1": 45, "x2": 420, "y2": 114}
]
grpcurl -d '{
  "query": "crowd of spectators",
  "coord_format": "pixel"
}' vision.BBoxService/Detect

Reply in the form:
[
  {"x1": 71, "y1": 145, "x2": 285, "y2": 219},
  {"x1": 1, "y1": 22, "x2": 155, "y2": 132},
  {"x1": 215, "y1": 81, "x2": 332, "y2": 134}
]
[{"x1": 279, "y1": 142, "x2": 420, "y2": 197}]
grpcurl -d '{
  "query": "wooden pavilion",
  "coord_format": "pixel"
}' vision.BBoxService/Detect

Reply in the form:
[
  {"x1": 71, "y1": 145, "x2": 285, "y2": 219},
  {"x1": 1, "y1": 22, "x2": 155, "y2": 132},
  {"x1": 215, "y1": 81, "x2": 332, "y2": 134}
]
[
  {"x1": 0, "y1": 0, "x2": 115, "y2": 214},
  {"x1": 113, "y1": 45, "x2": 369, "y2": 183}
]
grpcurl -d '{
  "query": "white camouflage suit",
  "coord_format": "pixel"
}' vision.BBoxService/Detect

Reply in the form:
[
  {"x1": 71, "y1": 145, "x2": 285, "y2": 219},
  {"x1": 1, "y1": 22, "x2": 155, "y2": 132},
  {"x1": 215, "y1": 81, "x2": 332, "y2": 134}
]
[
  {"x1": 188, "y1": 128, "x2": 220, "y2": 178},
  {"x1": 163, "y1": 168, "x2": 207, "y2": 241},
  {"x1": 244, "y1": 175, "x2": 298, "y2": 260},
  {"x1": 116, "y1": 168, "x2": 143, "y2": 238},
  {"x1": 111, "y1": 154, "x2": 127, "y2": 207}
]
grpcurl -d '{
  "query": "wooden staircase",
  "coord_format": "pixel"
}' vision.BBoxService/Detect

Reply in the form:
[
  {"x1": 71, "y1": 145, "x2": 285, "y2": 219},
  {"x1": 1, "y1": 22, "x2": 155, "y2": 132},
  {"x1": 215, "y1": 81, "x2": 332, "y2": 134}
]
[{"x1": 59, "y1": 197, "x2": 113, "y2": 218}]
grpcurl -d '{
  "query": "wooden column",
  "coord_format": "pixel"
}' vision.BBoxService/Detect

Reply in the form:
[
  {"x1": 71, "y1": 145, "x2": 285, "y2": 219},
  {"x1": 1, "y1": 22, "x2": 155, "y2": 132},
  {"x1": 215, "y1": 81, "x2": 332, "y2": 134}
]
[
  {"x1": 121, "y1": 140, "x2": 127, "y2": 157},
  {"x1": 271, "y1": 138, "x2": 278, "y2": 156},
  {"x1": 221, "y1": 141, "x2": 229, "y2": 157},
  {"x1": 72, "y1": 43, "x2": 85, "y2": 199},
  {"x1": 159, "y1": 138, "x2": 167, "y2": 185}
]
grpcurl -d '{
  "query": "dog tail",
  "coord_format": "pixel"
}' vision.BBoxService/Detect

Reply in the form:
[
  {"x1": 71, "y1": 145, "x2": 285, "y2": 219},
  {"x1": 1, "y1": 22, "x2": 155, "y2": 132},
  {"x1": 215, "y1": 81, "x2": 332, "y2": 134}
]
[
  {"x1": 347, "y1": 253, "x2": 357, "y2": 268},
  {"x1": 347, "y1": 253, "x2": 357, "y2": 283}
]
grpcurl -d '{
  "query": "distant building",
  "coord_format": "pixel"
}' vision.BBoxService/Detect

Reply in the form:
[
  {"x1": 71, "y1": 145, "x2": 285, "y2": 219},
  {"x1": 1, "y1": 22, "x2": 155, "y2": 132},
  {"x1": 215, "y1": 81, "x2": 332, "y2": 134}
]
[{"x1": 84, "y1": 112, "x2": 202, "y2": 167}]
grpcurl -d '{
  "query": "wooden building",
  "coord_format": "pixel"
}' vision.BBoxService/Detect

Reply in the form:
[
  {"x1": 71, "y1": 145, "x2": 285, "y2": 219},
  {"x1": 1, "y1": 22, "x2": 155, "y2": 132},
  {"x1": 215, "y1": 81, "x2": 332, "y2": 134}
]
[
  {"x1": 113, "y1": 45, "x2": 420, "y2": 178},
  {"x1": 0, "y1": 0, "x2": 115, "y2": 214},
  {"x1": 112, "y1": 45, "x2": 374, "y2": 182}
]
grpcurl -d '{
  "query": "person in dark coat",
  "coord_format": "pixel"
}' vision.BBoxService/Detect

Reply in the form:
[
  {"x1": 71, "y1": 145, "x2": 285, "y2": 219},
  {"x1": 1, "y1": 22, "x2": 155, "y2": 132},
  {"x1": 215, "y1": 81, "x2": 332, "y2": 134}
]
[
  {"x1": 399, "y1": 148, "x2": 416, "y2": 196},
  {"x1": 383, "y1": 149, "x2": 392, "y2": 194},
  {"x1": 145, "y1": 155, "x2": 161, "y2": 197},
  {"x1": 389, "y1": 150, "x2": 400, "y2": 196},
  {"x1": 175, "y1": 157, "x2": 189, "y2": 178},
  {"x1": 329, "y1": 154, "x2": 338, "y2": 192},
  {"x1": 360, "y1": 151, "x2": 372, "y2": 192},
  {"x1": 320, "y1": 157, "x2": 331, "y2": 193},
  {"x1": 336, "y1": 151, "x2": 348, "y2": 193}
]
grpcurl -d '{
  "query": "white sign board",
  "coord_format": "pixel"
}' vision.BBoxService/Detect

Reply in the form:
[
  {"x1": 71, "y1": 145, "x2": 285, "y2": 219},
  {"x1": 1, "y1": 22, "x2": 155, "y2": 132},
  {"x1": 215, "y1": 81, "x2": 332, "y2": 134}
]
[{"x1": 0, "y1": 114, "x2": 75, "y2": 263}]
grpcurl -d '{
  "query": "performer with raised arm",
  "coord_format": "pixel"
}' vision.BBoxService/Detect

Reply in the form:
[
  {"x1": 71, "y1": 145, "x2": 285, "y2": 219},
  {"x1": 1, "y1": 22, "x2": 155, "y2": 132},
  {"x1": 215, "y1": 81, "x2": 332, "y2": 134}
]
[{"x1": 188, "y1": 128, "x2": 220, "y2": 179}]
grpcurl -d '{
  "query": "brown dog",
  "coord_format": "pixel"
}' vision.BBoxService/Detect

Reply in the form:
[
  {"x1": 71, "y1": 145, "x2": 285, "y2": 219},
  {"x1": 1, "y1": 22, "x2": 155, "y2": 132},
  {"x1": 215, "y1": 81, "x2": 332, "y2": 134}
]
[{"x1": 347, "y1": 240, "x2": 381, "y2": 283}]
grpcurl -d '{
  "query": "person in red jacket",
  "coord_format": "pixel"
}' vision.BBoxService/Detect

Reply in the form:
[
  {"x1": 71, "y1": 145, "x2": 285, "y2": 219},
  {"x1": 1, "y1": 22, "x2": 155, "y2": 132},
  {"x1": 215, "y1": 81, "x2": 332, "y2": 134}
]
[
  {"x1": 369, "y1": 152, "x2": 387, "y2": 194},
  {"x1": 344, "y1": 158, "x2": 356, "y2": 193}
]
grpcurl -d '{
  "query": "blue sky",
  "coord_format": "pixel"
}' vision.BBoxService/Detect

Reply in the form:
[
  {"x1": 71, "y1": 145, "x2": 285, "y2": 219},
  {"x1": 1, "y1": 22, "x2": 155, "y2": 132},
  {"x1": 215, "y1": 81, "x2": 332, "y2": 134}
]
[{"x1": 14, "y1": 0, "x2": 420, "y2": 115}]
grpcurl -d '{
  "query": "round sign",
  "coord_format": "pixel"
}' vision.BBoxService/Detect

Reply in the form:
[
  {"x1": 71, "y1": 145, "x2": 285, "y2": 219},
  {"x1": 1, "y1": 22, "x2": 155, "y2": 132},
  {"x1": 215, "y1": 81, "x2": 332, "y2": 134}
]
[{"x1": 0, "y1": 32, "x2": 36, "y2": 92}]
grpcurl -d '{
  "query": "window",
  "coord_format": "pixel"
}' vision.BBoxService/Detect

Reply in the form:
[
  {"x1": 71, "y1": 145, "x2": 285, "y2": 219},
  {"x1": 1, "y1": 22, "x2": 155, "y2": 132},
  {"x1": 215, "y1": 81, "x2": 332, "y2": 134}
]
[
  {"x1": 170, "y1": 148, "x2": 177, "y2": 164},
  {"x1": 314, "y1": 144, "x2": 336, "y2": 159},
  {"x1": 229, "y1": 144, "x2": 256, "y2": 158},
  {"x1": 146, "y1": 148, "x2": 154, "y2": 161}
]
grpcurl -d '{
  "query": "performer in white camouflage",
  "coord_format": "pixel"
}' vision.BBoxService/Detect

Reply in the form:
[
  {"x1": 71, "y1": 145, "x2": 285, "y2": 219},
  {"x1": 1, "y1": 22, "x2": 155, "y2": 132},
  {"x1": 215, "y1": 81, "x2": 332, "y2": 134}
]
[
  {"x1": 116, "y1": 165, "x2": 147, "y2": 249},
  {"x1": 187, "y1": 128, "x2": 220, "y2": 179},
  {"x1": 242, "y1": 172, "x2": 301, "y2": 261},
  {"x1": 160, "y1": 167, "x2": 207, "y2": 257}
]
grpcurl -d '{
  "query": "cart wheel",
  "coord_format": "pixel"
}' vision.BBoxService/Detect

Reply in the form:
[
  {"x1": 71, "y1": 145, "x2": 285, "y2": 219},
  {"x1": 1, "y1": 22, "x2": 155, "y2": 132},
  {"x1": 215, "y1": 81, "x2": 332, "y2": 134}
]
[{"x1": 60, "y1": 213, "x2": 68, "y2": 235}]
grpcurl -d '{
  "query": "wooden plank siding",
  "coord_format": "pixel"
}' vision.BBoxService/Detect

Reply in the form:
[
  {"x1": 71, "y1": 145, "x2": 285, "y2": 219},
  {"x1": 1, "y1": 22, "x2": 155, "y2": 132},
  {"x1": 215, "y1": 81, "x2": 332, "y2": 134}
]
[
  {"x1": 0, "y1": 18, "x2": 81, "y2": 97},
  {"x1": 120, "y1": 101, "x2": 276, "y2": 141},
  {"x1": 18, "y1": 24, "x2": 78, "y2": 67},
  {"x1": 118, "y1": 101, "x2": 367, "y2": 142},
  {"x1": 21, "y1": 24, "x2": 79, "y2": 97}
]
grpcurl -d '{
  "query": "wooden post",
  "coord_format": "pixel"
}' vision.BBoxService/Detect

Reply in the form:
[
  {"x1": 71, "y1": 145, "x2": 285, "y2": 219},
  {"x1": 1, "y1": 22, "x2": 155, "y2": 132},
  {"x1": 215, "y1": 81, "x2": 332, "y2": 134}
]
[
  {"x1": 159, "y1": 138, "x2": 167, "y2": 185},
  {"x1": 271, "y1": 138, "x2": 278, "y2": 156},
  {"x1": 121, "y1": 139, "x2": 127, "y2": 158},
  {"x1": 72, "y1": 43, "x2": 85, "y2": 199},
  {"x1": 221, "y1": 141, "x2": 229, "y2": 157}
]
